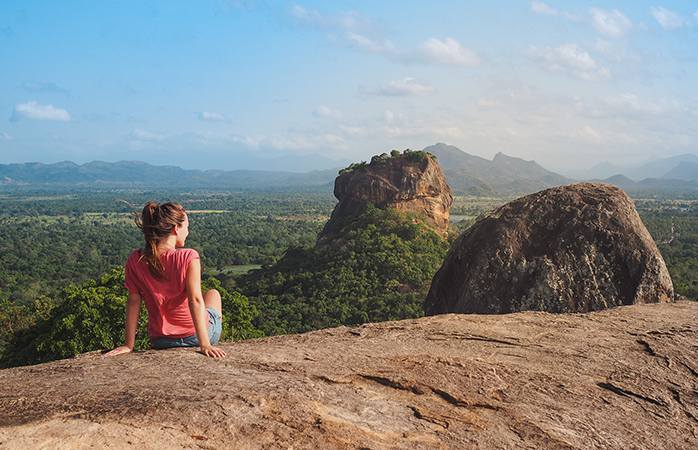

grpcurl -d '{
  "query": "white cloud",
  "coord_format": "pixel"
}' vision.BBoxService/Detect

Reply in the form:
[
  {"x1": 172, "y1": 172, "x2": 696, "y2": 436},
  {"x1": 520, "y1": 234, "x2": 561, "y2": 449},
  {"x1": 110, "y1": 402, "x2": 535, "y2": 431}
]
[
  {"x1": 592, "y1": 38, "x2": 630, "y2": 63},
  {"x1": 588, "y1": 8, "x2": 633, "y2": 39},
  {"x1": 198, "y1": 111, "x2": 229, "y2": 123},
  {"x1": 360, "y1": 77, "x2": 436, "y2": 97},
  {"x1": 582, "y1": 125, "x2": 603, "y2": 142},
  {"x1": 290, "y1": 6, "x2": 479, "y2": 67},
  {"x1": 131, "y1": 129, "x2": 166, "y2": 140},
  {"x1": 531, "y1": 1, "x2": 557, "y2": 15},
  {"x1": 539, "y1": 44, "x2": 597, "y2": 70},
  {"x1": 22, "y1": 81, "x2": 70, "y2": 95},
  {"x1": 572, "y1": 93, "x2": 686, "y2": 123},
  {"x1": 650, "y1": 6, "x2": 686, "y2": 30},
  {"x1": 343, "y1": 32, "x2": 396, "y2": 54},
  {"x1": 601, "y1": 93, "x2": 682, "y2": 117},
  {"x1": 289, "y1": 5, "x2": 385, "y2": 35},
  {"x1": 533, "y1": 5, "x2": 634, "y2": 38},
  {"x1": 339, "y1": 32, "x2": 480, "y2": 67},
  {"x1": 218, "y1": 0, "x2": 261, "y2": 13},
  {"x1": 414, "y1": 38, "x2": 481, "y2": 66},
  {"x1": 339, "y1": 125, "x2": 365, "y2": 136},
  {"x1": 9, "y1": 102, "x2": 71, "y2": 122},
  {"x1": 231, "y1": 135, "x2": 262, "y2": 149},
  {"x1": 529, "y1": 44, "x2": 612, "y2": 82},
  {"x1": 477, "y1": 100, "x2": 500, "y2": 108},
  {"x1": 695, "y1": 10, "x2": 698, "y2": 22},
  {"x1": 0, "y1": 132, "x2": 12, "y2": 140},
  {"x1": 313, "y1": 105, "x2": 344, "y2": 120}
]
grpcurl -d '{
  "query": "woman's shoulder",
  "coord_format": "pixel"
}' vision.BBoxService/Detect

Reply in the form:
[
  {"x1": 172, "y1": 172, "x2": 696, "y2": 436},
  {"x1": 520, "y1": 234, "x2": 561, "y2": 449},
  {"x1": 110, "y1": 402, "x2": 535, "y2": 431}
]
[
  {"x1": 177, "y1": 248, "x2": 199, "y2": 258},
  {"x1": 126, "y1": 249, "x2": 143, "y2": 264},
  {"x1": 164, "y1": 248, "x2": 199, "y2": 264}
]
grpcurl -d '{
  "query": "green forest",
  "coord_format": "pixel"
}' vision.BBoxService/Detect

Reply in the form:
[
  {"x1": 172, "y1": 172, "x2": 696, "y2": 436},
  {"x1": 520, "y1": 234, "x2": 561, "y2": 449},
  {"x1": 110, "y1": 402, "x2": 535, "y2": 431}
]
[{"x1": 1, "y1": 188, "x2": 697, "y2": 369}]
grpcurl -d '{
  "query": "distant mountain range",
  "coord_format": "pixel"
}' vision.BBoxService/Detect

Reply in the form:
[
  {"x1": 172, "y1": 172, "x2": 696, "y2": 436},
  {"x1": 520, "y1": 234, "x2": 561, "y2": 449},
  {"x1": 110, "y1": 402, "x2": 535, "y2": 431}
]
[
  {"x1": 0, "y1": 160, "x2": 340, "y2": 190},
  {"x1": 4, "y1": 144, "x2": 698, "y2": 193},
  {"x1": 568, "y1": 153, "x2": 698, "y2": 182},
  {"x1": 424, "y1": 143, "x2": 570, "y2": 195},
  {"x1": 0, "y1": 143, "x2": 573, "y2": 194}
]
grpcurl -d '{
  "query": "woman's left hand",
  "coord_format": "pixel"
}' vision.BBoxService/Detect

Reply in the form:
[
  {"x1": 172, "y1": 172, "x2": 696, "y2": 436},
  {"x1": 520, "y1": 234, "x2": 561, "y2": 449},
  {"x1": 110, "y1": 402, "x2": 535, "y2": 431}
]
[
  {"x1": 103, "y1": 345, "x2": 133, "y2": 357},
  {"x1": 200, "y1": 345, "x2": 226, "y2": 358}
]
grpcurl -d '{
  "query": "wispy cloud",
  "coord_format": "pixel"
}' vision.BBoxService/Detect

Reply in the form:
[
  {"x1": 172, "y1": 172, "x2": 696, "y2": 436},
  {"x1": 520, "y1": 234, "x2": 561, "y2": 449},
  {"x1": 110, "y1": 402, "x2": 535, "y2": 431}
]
[
  {"x1": 360, "y1": 77, "x2": 436, "y2": 97},
  {"x1": 573, "y1": 92, "x2": 685, "y2": 121},
  {"x1": 532, "y1": 3, "x2": 634, "y2": 39},
  {"x1": 218, "y1": 0, "x2": 262, "y2": 13},
  {"x1": 9, "y1": 102, "x2": 71, "y2": 122},
  {"x1": 289, "y1": 5, "x2": 386, "y2": 35},
  {"x1": 312, "y1": 105, "x2": 344, "y2": 120},
  {"x1": 529, "y1": 43, "x2": 611, "y2": 82},
  {"x1": 198, "y1": 111, "x2": 230, "y2": 123},
  {"x1": 342, "y1": 32, "x2": 396, "y2": 54},
  {"x1": 22, "y1": 81, "x2": 70, "y2": 95},
  {"x1": 341, "y1": 33, "x2": 480, "y2": 66},
  {"x1": 650, "y1": 6, "x2": 687, "y2": 30},
  {"x1": 291, "y1": 5, "x2": 479, "y2": 67},
  {"x1": 530, "y1": 1, "x2": 563, "y2": 16},
  {"x1": 131, "y1": 129, "x2": 166, "y2": 140},
  {"x1": 588, "y1": 8, "x2": 633, "y2": 39},
  {"x1": 0, "y1": 131, "x2": 12, "y2": 140},
  {"x1": 414, "y1": 38, "x2": 481, "y2": 66},
  {"x1": 601, "y1": 92, "x2": 683, "y2": 117}
]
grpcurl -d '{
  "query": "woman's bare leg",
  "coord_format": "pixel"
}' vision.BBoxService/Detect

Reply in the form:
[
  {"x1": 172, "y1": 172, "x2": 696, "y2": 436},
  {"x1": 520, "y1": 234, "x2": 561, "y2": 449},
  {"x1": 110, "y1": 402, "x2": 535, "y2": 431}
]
[{"x1": 203, "y1": 289, "x2": 222, "y2": 315}]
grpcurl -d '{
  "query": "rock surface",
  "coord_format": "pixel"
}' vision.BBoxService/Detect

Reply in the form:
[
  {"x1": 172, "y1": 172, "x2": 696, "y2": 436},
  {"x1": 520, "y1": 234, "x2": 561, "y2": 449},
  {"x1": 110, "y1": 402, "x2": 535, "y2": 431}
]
[
  {"x1": 425, "y1": 182, "x2": 673, "y2": 316},
  {"x1": 1, "y1": 301, "x2": 697, "y2": 449},
  {"x1": 319, "y1": 155, "x2": 452, "y2": 243}
]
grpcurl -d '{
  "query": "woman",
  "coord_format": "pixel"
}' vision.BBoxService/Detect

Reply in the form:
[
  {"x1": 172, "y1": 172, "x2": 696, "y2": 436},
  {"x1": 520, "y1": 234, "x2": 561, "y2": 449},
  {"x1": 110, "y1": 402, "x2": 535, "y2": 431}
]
[{"x1": 104, "y1": 201, "x2": 226, "y2": 358}]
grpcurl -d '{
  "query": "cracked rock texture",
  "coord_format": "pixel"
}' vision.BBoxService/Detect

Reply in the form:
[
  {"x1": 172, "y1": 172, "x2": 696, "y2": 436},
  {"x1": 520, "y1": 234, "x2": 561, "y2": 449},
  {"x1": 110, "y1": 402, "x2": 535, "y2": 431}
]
[
  {"x1": 319, "y1": 155, "x2": 452, "y2": 243},
  {"x1": 426, "y1": 182, "x2": 673, "y2": 316},
  {"x1": 1, "y1": 301, "x2": 697, "y2": 449}
]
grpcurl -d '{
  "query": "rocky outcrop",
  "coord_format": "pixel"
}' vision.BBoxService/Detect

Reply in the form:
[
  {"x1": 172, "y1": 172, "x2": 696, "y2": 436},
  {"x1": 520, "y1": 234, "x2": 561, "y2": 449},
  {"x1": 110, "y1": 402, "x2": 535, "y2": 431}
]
[
  {"x1": 1, "y1": 301, "x2": 697, "y2": 449},
  {"x1": 425, "y1": 182, "x2": 673, "y2": 316},
  {"x1": 319, "y1": 154, "x2": 452, "y2": 243}
]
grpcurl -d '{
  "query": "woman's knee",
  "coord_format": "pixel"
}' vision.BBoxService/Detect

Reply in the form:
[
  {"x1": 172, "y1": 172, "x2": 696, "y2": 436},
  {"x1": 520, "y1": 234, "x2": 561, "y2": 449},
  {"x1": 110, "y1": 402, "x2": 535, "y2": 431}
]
[{"x1": 203, "y1": 289, "x2": 222, "y2": 311}]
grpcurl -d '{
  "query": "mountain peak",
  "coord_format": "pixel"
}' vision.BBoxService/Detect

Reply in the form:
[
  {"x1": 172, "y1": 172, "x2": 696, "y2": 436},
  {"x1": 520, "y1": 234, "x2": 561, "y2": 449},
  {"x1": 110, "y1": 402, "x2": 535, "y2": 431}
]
[{"x1": 424, "y1": 143, "x2": 569, "y2": 193}]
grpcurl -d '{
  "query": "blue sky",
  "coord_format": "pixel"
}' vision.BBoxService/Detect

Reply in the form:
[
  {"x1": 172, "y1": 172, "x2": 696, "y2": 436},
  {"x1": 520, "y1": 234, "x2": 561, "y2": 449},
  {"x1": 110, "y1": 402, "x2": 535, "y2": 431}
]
[{"x1": 1, "y1": 1, "x2": 697, "y2": 173}]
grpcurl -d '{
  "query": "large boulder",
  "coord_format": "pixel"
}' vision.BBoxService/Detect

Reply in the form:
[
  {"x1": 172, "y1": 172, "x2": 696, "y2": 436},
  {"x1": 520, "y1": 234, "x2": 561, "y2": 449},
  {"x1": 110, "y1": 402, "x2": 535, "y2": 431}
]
[
  {"x1": 425, "y1": 182, "x2": 673, "y2": 315},
  {"x1": 318, "y1": 153, "x2": 452, "y2": 243}
]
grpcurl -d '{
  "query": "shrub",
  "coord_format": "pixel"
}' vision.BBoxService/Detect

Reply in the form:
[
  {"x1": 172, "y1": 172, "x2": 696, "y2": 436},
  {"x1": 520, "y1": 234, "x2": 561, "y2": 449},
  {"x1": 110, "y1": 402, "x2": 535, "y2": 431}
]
[{"x1": 0, "y1": 268, "x2": 263, "y2": 368}]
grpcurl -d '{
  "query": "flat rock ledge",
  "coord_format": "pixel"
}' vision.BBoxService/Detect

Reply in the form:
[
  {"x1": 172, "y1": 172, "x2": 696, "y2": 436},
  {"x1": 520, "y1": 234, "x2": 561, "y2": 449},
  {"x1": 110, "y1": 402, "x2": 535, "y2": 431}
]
[{"x1": 1, "y1": 301, "x2": 697, "y2": 449}]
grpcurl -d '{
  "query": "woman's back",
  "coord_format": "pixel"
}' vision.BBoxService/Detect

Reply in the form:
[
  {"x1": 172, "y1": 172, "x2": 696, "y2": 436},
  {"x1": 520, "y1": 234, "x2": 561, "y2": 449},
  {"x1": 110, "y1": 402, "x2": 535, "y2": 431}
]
[{"x1": 125, "y1": 247, "x2": 201, "y2": 339}]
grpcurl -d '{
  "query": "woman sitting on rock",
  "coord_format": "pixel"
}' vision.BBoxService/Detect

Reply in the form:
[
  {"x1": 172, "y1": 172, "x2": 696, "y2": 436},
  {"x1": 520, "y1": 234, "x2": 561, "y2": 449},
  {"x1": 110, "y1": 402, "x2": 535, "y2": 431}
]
[{"x1": 104, "y1": 201, "x2": 226, "y2": 358}]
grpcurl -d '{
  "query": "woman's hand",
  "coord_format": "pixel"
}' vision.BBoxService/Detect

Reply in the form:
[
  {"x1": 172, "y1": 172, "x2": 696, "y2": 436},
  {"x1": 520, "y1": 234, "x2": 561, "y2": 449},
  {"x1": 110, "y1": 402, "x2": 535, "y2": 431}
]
[
  {"x1": 103, "y1": 345, "x2": 133, "y2": 357},
  {"x1": 200, "y1": 345, "x2": 226, "y2": 358}
]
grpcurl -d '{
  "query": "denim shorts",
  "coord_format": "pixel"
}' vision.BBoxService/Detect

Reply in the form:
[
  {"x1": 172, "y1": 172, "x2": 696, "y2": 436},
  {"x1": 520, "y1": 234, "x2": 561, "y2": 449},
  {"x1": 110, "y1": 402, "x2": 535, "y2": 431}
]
[{"x1": 151, "y1": 307, "x2": 222, "y2": 349}]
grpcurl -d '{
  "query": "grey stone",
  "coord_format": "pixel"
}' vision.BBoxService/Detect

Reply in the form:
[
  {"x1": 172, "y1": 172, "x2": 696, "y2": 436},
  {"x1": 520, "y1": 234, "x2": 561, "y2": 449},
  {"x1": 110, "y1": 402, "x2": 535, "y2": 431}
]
[{"x1": 426, "y1": 182, "x2": 673, "y2": 315}]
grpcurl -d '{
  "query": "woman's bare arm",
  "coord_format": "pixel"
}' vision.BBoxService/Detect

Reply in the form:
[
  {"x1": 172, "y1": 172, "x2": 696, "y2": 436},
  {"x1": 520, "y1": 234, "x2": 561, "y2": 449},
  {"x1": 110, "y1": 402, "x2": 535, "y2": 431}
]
[
  {"x1": 186, "y1": 258, "x2": 226, "y2": 358},
  {"x1": 103, "y1": 291, "x2": 142, "y2": 356}
]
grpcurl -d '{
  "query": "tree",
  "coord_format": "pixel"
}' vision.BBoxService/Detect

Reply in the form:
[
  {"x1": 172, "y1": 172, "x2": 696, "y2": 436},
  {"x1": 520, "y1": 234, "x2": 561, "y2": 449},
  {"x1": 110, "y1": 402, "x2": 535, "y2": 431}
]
[
  {"x1": 0, "y1": 268, "x2": 263, "y2": 368},
  {"x1": 239, "y1": 203, "x2": 450, "y2": 336}
]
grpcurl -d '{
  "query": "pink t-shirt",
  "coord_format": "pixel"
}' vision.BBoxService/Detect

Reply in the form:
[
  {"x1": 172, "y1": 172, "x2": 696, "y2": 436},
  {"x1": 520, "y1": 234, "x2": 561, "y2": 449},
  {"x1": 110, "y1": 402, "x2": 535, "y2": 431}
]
[{"x1": 124, "y1": 248, "x2": 204, "y2": 339}]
